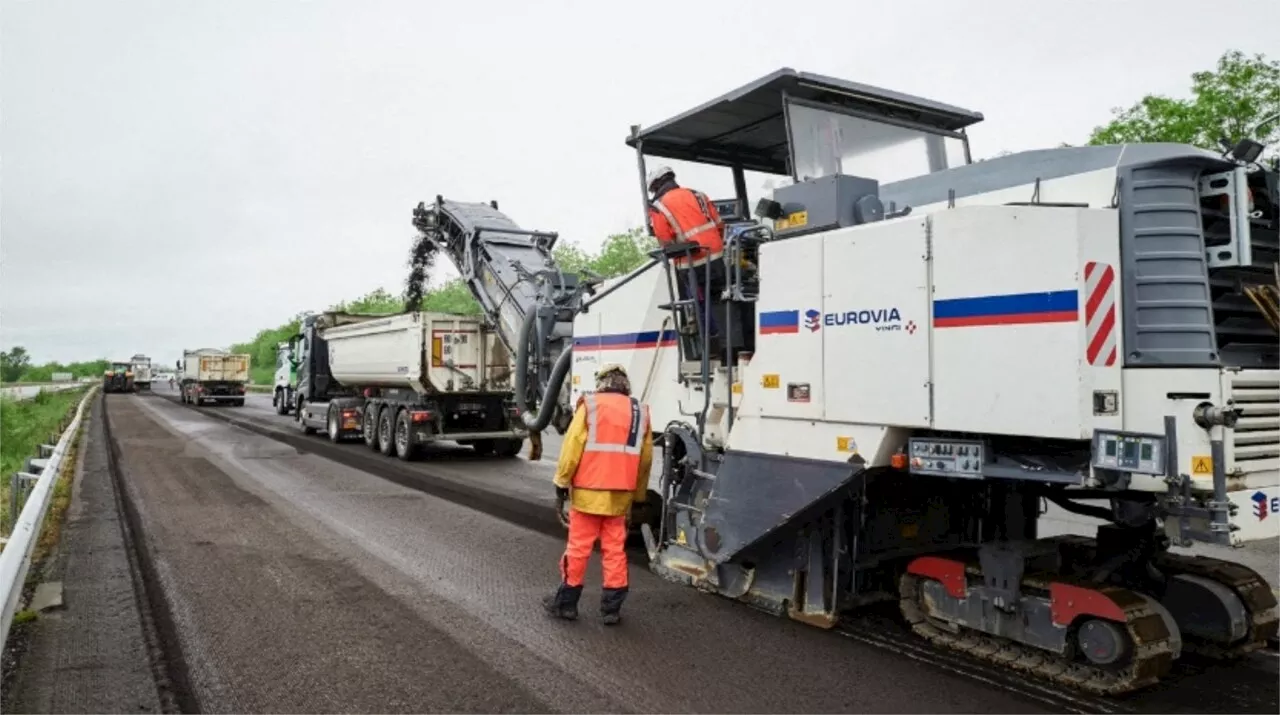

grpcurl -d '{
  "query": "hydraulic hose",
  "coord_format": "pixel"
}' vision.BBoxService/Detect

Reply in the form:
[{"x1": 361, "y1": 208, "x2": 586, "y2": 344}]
[{"x1": 513, "y1": 308, "x2": 572, "y2": 432}]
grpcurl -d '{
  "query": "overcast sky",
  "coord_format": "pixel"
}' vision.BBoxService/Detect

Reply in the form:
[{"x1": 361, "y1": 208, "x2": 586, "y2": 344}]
[{"x1": 2, "y1": 0, "x2": 1277, "y2": 367}]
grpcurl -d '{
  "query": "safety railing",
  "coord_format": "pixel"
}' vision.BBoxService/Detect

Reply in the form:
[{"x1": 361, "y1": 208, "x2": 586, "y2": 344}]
[{"x1": 0, "y1": 386, "x2": 96, "y2": 652}]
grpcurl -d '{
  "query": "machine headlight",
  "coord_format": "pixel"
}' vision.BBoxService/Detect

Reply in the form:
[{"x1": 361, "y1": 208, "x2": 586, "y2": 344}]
[{"x1": 1091, "y1": 430, "x2": 1166, "y2": 476}]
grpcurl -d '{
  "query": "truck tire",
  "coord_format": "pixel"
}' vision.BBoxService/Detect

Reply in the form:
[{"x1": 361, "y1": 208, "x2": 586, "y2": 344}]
[
  {"x1": 234, "y1": 398, "x2": 245, "y2": 407},
  {"x1": 275, "y1": 389, "x2": 289, "y2": 415},
  {"x1": 494, "y1": 438, "x2": 524, "y2": 458},
  {"x1": 471, "y1": 439, "x2": 495, "y2": 456},
  {"x1": 394, "y1": 410, "x2": 419, "y2": 462},
  {"x1": 363, "y1": 406, "x2": 379, "y2": 450},
  {"x1": 297, "y1": 399, "x2": 317, "y2": 435},
  {"x1": 377, "y1": 406, "x2": 396, "y2": 457},
  {"x1": 327, "y1": 405, "x2": 343, "y2": 442}
]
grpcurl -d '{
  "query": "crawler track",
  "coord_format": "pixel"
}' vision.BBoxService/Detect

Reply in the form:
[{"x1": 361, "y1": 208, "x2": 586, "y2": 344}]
[
  {"x1": 1052, "y1": 534, "x2": 1280, "y2": 659},
  {"x1": 900, "y1": 571, "x2": 1177, "y2": 696}
]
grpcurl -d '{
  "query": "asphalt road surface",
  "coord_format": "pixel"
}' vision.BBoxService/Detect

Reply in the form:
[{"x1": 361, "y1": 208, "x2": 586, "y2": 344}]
[{"x1": 104, "y1": 387, "x2": 1278, "y2": 713}]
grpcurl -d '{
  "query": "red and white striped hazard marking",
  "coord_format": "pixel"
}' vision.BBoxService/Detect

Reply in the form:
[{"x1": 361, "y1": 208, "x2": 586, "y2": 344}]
[{"x1": 1084, "y1": 261, "x2": 1117, "y2": 367}]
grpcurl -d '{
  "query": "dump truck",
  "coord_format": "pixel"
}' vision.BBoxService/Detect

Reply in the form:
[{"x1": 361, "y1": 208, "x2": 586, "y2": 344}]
[
  {"x1": 411, "y1": 67, "x2": 1279, "y2": 695},
  {"x1": 102, "y1": 361, "x2": 134, "y2": 394},
  {"x1": 178, "y1": 348, "x2": 250, "y2": 406},
  {"x1": 290, "y1": 311, "x2": 526, "y2": 460},
  {"x1": 130, "y1": 354, "x2": 153, "y2": 391}
]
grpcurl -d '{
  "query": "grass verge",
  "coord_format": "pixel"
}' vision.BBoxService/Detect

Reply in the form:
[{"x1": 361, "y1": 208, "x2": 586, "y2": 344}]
[
  {"x1": 0, "y1": 388, "x2": 88, "y2": 532},
  {"x1": 0, "y1": 391, "x2": 90, "y2": 705}
]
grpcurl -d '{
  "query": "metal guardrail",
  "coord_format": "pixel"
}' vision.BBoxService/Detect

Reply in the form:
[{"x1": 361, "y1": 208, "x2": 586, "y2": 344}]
[{"x1": 0, "y1": 386, "x2": 96, "y2": 651}]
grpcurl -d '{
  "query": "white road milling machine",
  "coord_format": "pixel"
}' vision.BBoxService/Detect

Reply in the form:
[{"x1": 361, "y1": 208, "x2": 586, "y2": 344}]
[{"x1": 411, "y1": 68, "x2": 1279, "y2": 695}]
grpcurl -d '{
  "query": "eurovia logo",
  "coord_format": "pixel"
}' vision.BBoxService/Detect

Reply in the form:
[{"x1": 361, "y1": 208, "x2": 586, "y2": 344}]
[
  {"x1": 813, "y1": 307, "x2": 916, "y2": 333},
  {"x1": 1252, "y1": 491, "x2": 1279, "y2": 521}
]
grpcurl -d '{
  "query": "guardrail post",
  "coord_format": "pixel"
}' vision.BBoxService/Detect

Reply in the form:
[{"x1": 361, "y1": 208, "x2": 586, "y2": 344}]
[{"x1": 37, "y1": 445, "x2": 54, "y2": 459}]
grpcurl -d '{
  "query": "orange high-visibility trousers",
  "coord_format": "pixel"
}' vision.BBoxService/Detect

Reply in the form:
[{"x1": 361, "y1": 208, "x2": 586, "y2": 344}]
[{"x1": 560, "y1": 508, "x2": 628, "y2": 589}]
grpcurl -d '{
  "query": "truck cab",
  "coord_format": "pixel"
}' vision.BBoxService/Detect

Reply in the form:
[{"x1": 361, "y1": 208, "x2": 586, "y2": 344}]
[{"x1": 272, "y1": 340, "x2": 296, "y2": 415}]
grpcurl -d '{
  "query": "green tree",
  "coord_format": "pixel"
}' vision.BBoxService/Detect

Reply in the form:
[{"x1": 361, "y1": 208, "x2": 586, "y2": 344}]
[
  {"x1": 0, "y1": 347, "x2": 31, "y2": 383},
  {"x1": 1089, "y1": 50, "x2": 1280, "y2": 153},
  {"x1": 552, "y1": 228, "x2": 657, "y2": 279},
  {"x1": 421, "y1": 279, "x2": 482, "y2": 314}
]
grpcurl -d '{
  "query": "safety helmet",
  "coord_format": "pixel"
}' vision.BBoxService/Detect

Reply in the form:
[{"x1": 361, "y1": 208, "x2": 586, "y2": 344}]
[
  {"x1": 646, "y1": 165, "x2": 675, "y2": 192},
  {"x1": 595, "y1": 363, "x2": 628, "y2": 382}
]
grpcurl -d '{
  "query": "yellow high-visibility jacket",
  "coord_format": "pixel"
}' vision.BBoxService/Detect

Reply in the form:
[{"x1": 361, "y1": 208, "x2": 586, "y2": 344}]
[{"x1": 553, "y1": 402, "x2": 653, "y2": 517}]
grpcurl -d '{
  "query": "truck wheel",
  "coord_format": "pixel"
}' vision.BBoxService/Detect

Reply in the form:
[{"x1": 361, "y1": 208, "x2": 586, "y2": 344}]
[
  {"x1": 494, "y1": 438, "x2": 524, "y2": 458},
  {"x1": 394, "y1": 410, "x2": 418, "y2": 462},
  {"x1": 327, "y1": 406, "x2": 342, "y2": 443},
  {"x1": 362, "y1": 406, "x2": 379, "y2": 450},
  {"x1": 298, "y1": 399, "x2": 316, "y2": 435},
  {"x1": 275, "y1": 389, "x2": 289, "y2": 415},
  {"x1": 471, "y1": 439, "x2": 495, "y2": 456},
  {"x1": 234, "y1": 399, "x2": 245, "y2": 407},
  {"x1": 377, "y1": 407, "x2": 396, "y2": 457}
]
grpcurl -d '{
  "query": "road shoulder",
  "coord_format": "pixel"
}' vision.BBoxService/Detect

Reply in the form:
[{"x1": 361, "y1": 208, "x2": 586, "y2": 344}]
[{"x1": 4, "y1": 395, "x2": 162, "y2": 713}]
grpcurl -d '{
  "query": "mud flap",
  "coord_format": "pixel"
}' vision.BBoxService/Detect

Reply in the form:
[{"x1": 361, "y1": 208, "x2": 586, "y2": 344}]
[
  {"x1": 528, "y1": 430, "x2": 543, "y2": 461},
  {"x1": 641, "y1": 523, "x2": 658, "y2": 561}
]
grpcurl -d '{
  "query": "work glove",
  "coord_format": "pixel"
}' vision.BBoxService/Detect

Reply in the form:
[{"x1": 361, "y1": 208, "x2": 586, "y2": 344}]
[{"x1": 555, "y1": 486, "x2": 569, "y2": 502}]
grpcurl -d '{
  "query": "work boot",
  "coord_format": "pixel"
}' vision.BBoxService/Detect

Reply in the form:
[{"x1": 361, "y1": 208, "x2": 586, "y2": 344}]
[
  {"x1": 542, "y1": 584, "x2": 582, "y2": 621},
  {"x1": 600, "y1": 587, "x2": 629, "y2": 626}
]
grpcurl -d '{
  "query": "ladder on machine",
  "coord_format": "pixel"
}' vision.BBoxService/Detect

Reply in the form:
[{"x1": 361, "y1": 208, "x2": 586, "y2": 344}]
[{"x1": 654, "y1": 226, "x2": 769, "y2": 437}]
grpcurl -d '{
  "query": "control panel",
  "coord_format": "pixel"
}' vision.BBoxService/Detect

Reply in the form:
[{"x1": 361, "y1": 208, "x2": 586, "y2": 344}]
[
  {"x1": 1091, "y1": 431, "x2": 1165, "y2": 475},
  {"x1": 907, "y1": 438, "x2": 985, "y2": 479},
  {"x1": 712, "y1": 198, "x2": 748, "y2": 223}
]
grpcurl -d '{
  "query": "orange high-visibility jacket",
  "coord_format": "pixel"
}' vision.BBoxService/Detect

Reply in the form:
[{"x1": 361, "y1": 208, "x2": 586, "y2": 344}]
[
  {"x1": 573, "y1": 392, "x2": 651, "y2": 492},
  {"x1": 648, "y1": 187, "x2": 724, "y2": 267}
]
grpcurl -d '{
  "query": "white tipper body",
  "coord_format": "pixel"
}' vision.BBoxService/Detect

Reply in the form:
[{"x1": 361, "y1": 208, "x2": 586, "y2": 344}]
[
  {"x1": 129, "y1": 355, "x2": 152, "y2": 384},
  {"x1": 572, "y1": 200, "x2": 1278, "y2": 545},
  {"x1": 321, "y1": 312, "x2": 514, "y2": 394},
  {"x1": 182, "y1": 349, "x2": 250, "y2": 384}
]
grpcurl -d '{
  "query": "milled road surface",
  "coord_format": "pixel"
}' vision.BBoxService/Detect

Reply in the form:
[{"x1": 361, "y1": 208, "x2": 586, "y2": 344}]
[{"x1": 111, "y1": 393, "x2": 1052, "y2": 713}]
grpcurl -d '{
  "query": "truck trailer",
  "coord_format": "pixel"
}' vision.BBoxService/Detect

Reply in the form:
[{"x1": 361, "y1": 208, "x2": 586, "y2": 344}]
[
  {"x1": 290, "y1": 311, "x2": 526, "y2": 460},
  {"x1": 178, "y1": 348, "x2": 250, "y2": 406},
  {"x1": 409, "y1": 68, "x2": 1279, "y2": 695},
  {"x1": 130, "y1": 354, "x2": 153, "y2": 391}
]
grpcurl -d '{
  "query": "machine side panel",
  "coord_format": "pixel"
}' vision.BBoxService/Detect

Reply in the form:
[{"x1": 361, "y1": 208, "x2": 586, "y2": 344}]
[
  {"x1": 569, "y1": 269, "x2": 680, "y2": 426},
  {"x1": 700, "y1": 450, "x2": 862, "y2": 564},
  {"x1": 821, "y1": 217, "x2": 932, "y2": 427},
  {"x1": 751, "y1": 233, "x2": 826, "y2": 421},
  {"x1": 1117, "y1": 162, "x2": 1217, "y2": 366},
  {"x1": 1076, "y1": 209, "x2": 1126, "y2": 436},
  {"x1": 930, "y1": 206, "x2": 1088, "y2": 439}
]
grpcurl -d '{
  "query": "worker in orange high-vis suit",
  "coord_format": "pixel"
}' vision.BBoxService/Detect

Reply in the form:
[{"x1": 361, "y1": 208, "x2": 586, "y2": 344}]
[
  {"x1": 543, "y1": 363, "x2": 652, "y2": 625},
  {"x1": 647, "y1": 165, "x2": 725, "y2": 338}
]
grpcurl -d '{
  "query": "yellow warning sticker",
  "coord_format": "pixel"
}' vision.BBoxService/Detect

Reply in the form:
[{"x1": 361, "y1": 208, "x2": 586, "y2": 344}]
[
  {"x1": 1191, "y1": 456, "x2": 1213, "y2": 475},
  {"x1": 732, "y1": 382, "x2": 743, "y2": 395},
  {"x1": 775, "y1": 210, "x2": 808, "y2": 231},
  {"x1": 571, "y1": 374, "x2": 580, "y2": 386},
  {"x1": 762, "y1": 374, "x2": 780, "y2": 389},
  {"x1": 836, "y1": 436, "x2": 858, "y2": 453}
]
